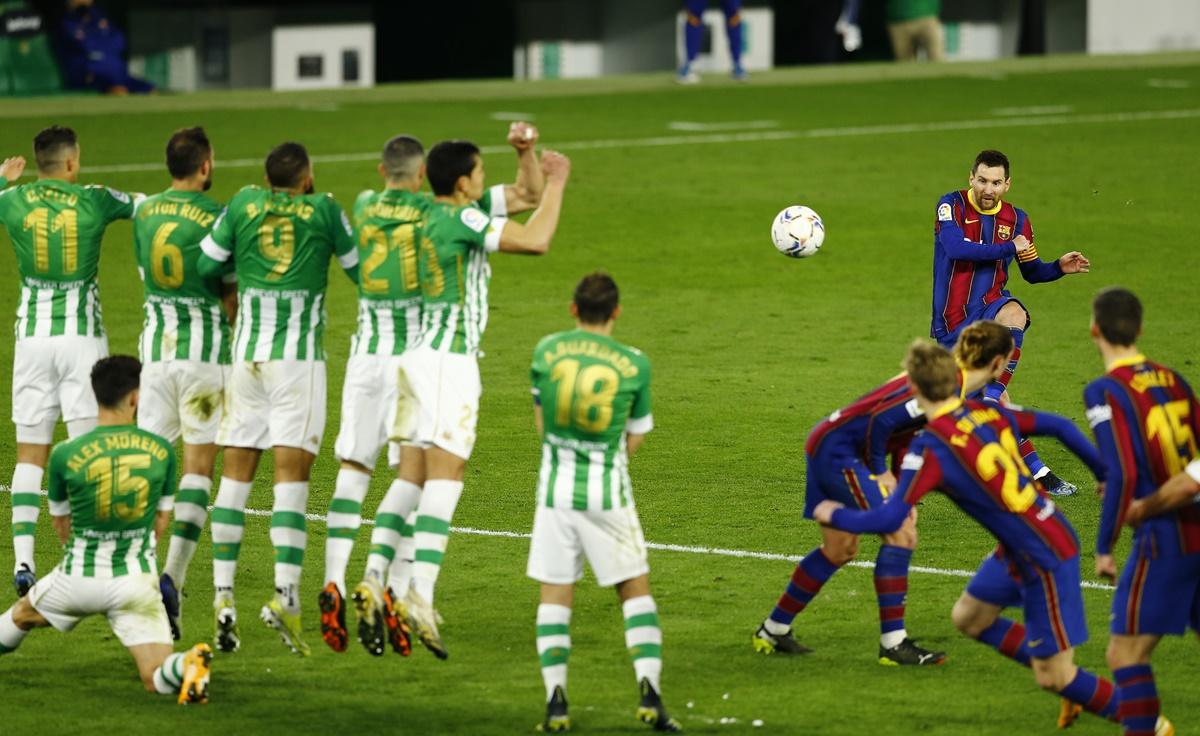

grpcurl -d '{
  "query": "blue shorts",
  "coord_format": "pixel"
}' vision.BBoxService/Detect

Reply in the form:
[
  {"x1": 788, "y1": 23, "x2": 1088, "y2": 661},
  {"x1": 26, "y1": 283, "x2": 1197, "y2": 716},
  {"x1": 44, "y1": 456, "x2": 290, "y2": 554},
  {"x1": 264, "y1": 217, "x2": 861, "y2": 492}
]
[
  {"x1": 803, "y1": 449, "x2": 889, "y2": 520},
  {"x1": 966, "y1": 551, "x2": 1088, "y2": 658},
  {"x1": 1110, "y1": 552, "x2": 1200, "y2": 636},
  {"x1": 936, "y1": 296, "x2": 1029, "y2": 349}
]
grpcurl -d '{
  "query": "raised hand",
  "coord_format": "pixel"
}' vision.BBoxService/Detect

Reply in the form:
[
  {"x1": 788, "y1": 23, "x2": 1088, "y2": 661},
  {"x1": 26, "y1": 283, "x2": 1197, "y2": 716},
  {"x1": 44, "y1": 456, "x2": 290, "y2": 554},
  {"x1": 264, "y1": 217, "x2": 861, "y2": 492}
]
[
  {"x1": 0, "y1": 155, "x2": 27, "y2": 182},
  {"x1": 540, "y1": 150, "x2": 571, "y2": 183},
  {"x1": 508, "y1": 121, "x2": 539, "y2": 152}
]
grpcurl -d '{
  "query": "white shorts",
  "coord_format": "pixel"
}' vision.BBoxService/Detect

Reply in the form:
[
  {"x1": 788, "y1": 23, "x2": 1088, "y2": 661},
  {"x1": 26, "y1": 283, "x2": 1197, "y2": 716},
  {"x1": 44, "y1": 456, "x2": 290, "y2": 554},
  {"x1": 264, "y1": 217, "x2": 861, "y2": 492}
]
[
  {"x1": 12, "y1": 335, "x2": 108, "y2": 443},
  {"x1": 218, "y1": 360, "x2": 326, "y2": 455},
  {"x1": 334, "y1": 353, "x2": 406, "y2": 469},
  {"x1": 392, "y1": 348, "x2": 481, "y2": 461},
  {"x1": 138, "y1": 361, "x2": 228, "y2": 445},
  {"x1": 526, "y1": 505, "x2": 650, "y2": 587},
  {"x1": 29, "y1": 567, "x2": 172, "y2": 647}
]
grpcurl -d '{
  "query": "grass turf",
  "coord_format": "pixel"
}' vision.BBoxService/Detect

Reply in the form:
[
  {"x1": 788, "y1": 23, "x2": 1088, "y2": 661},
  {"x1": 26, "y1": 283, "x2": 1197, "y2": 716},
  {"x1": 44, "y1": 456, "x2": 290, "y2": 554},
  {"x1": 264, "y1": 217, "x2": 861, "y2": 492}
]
[{"x1": 1, "y1": 53, "x2": 1199, "y2": 734}]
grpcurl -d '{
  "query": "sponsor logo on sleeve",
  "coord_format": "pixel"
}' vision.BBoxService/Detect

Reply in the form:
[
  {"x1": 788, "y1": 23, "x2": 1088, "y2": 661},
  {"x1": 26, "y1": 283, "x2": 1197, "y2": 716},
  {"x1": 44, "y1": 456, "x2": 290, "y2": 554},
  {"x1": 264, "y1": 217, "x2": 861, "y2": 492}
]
[
  {"x1": 460, "y1": 207, "x2": 488, "y2": 233},
  {"x1": 901, "y1": 452, "x2": 925, "y2": 471},
  {"x1": 937, "y1": 203, "x2": 952, "y2": 222},
  {"x1": 340, "y1": 210, "x2": 353, "y2": 235},
  {"x1": 1086, "y1": 404, "x2": 1113, "y2": 427},
  {"x1": 107, "y1": 187, "x2": 131, "y2": 204},
  {"x1": 904, "y1": 398, "x2": 923, "y2": 418}
]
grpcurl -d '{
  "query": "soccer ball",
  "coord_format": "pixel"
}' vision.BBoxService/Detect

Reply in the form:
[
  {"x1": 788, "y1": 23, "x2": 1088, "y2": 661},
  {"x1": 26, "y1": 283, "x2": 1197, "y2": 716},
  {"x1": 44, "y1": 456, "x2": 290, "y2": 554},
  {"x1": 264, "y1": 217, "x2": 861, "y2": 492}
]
[{"x1": 770, "y1": 206, "x2": 825, "y2": 258}]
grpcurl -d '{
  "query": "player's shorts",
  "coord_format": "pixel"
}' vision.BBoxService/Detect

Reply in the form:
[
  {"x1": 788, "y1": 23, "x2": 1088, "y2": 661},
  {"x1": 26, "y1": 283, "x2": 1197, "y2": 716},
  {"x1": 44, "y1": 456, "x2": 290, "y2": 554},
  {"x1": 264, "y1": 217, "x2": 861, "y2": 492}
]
[
  {"x1": 936, "y1": 296, "x2": 1030, "y2": 349},
  {"x1": 28, "y1": 566, "x2": 172, "y2": 647},
  {"x1": 11, "y1": 335, "x2": 108, "y2": 443},
  {"x1": 335, "y1": 353, "x2": 406, "y2": 469},
  {"x1": 138, "y1": 361, "x2": 228, "y2": 445},
  {"x1": 391, "y1": 347, "x2": 481, "y2": 461},
  {"x1": 965, "y1": 550, "x2": 1088, "y2": 658},
  {"x1": 218, "y1": 360, "x2": 326, "y2": 455},
  {"x1": 526, "y1": 505, "x2": 650, "y2": 587},
  {"x1": 803, "y1": 448, "x2": 889, "y2": 520},
  {"x1": 1110, "y1": 551, "x2": 1200, "y2": 636}
]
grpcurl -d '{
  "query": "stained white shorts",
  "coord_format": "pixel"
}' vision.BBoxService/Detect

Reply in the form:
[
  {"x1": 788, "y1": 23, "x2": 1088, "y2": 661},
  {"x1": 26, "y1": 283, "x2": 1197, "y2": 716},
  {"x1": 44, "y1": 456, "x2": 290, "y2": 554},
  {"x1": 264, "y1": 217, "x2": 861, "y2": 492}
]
[
  {"x1": 526, "y1": 505, "x2": 650, "y2": 587},
  {"x1": 12, "y1": 335, "x2": 108, "y2": 443},
  {"x1": 218, "y1": 360, "x2": 326, "y2": 455},
  {"x1": 138, "y1": 361, "x2": 228, "y2": 445},
  {"x1": 29, "y1": 567, "x2": 172, "y2": 647},
  {"x1": 392, "y1": 348, "x2": 481, "y2": 461}
]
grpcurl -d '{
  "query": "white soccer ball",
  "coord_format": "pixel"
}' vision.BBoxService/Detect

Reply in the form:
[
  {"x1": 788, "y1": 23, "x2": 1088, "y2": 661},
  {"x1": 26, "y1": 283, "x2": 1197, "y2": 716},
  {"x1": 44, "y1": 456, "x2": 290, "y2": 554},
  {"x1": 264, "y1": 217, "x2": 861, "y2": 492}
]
[{"x1": 770, "y1": 205, "x2": 825, "y2": 258}]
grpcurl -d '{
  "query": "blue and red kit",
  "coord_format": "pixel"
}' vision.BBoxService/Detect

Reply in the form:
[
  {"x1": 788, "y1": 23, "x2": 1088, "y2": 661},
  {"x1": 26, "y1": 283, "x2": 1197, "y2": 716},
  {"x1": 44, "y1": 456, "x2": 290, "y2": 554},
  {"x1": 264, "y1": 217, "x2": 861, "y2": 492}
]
[
  {"x1": 1084, "y1": 355, "x2": 1200, "y2": 637},
  {"x1": 830, "y1": 400, "x2": 1104, "y2": 657},
  {"x1": 930, "y1": 189, "x2": 1063, "y2": 347}
]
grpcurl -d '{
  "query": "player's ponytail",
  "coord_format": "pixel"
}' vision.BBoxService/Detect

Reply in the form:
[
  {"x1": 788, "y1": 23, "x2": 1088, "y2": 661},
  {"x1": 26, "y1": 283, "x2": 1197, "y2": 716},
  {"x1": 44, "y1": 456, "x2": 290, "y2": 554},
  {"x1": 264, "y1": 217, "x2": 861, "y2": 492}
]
[
  {"x1": 953, "y1": 320, "x2": 1014, "y2": 369},
  {"x1": 904, "y1": 340, "x2": 958, "y2": 402}
]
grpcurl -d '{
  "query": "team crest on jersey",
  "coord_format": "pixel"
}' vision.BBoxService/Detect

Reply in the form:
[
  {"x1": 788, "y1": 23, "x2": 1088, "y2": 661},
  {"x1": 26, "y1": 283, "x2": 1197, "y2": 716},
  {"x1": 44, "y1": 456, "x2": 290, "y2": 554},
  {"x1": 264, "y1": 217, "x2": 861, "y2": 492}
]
[
  {"x1": 997, "y1": 224, "x2": 1012, "y2": 240},
  {"x1": 460, "y1": 207, "x2": 488, "y2": 233},
  {"x1": 937, "y1": 203, "x2": 952, "y2": 222}
]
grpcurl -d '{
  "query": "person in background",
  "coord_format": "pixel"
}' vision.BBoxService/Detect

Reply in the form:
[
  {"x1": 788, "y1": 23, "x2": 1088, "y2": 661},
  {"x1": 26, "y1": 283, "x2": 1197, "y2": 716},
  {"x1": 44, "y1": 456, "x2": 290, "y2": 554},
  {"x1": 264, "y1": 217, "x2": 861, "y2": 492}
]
[
  {"x1": 58, "y1": 0, "x2": 154, "y2": 95},
  {"x1": 887, "y1": 0, "x2": 945, "y2": 62},
  {"x1": 678, "y1": 0, "x2": 746, "y2": 84}
]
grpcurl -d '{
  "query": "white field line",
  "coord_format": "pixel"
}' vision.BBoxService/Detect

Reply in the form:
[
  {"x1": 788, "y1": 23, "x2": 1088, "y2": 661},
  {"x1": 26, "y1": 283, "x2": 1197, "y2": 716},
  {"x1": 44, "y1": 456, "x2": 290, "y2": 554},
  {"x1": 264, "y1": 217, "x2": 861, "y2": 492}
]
[
  {"x1": 75, "y1": 107, "x2": 1200, "y2": 176},
  {"x1": 4, "y1": 485, "x2": 1114, "y2": 591}
]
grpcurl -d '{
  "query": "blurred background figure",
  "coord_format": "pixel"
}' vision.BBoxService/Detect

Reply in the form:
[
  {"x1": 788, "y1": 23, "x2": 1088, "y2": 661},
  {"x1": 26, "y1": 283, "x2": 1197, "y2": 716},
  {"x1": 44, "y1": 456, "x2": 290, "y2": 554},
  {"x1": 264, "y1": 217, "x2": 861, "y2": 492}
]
[
  {"x1": 836, "y1": 0, "x2": 863, "y2": 54},
  {"x1": 887, "y1": 0, "x2": 944, "y2": 62},
  {"x1": 58, "y1": 0, "x2": 154, "y2": 94},
  {"x1": 678, "y1": 0, "x2": 746, "y2": 84}
]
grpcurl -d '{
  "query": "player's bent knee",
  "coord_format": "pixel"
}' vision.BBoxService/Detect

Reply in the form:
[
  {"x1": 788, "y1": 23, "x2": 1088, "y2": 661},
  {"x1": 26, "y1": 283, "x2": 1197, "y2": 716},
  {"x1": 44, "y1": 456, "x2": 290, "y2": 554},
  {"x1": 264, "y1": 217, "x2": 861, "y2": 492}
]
[
  {"x1": 996, "y1": 302, "x2": 1028, "y2": 328},
  {"x1": 950, "y1": 595, "x2": 990, "y2": 637}
]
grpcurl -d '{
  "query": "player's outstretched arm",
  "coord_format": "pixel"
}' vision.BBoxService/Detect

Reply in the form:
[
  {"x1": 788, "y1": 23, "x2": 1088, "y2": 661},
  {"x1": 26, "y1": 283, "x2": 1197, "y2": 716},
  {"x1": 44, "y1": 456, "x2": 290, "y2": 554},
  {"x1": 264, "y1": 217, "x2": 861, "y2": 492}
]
[
  {"x1": 1006, "y1": 407, "x2": 1104, "y2": 479},
  {"x1": 497, "y1": 151, "x2": 571, "y2": 255},
  {"x1": 504, "y1": 122, "x2": 544, "y2": 214},
  {"x1": 1126, "y1": 462, "x2": 1200, "y2": 526}
]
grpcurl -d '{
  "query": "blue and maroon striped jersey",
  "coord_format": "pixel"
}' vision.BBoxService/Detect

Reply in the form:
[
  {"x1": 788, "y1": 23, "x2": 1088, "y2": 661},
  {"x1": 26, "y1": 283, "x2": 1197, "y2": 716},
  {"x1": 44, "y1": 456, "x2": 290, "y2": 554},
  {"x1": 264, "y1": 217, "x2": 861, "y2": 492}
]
[
  {"x1": 930, "y1": 189, "x2": 1063, "y2": 341},
  {"x1": 804, "y1": 373, "x2": 913, "y2": 459},
  {"x1": 1085, "y1": 355, "x2": 1200, "y2": 557},
  {"x1": 832, "y1": 400, "x2": 1104, "y2": 575}
]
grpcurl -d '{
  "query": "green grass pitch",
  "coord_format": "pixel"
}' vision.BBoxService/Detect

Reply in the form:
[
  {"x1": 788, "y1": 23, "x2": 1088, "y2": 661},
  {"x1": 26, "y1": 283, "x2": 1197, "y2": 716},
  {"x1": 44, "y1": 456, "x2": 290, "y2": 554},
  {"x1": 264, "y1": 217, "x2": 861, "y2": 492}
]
[{"x1": 2, "y1": 52, "x2": 1199, "y2": 734}]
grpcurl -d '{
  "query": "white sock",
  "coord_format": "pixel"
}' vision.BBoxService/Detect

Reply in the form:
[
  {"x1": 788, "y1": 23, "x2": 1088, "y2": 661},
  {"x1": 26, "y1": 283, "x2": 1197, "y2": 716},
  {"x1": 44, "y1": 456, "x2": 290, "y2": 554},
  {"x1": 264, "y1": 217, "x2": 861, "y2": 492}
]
[
  {"x1": 387, "y1": 508, "x2": 420, "y2": 597},
  {"x1": 537, "y1": 604, "x2": 572, "y2": 701},
  {"x1": 0, "y1": 608, "x2": 29, "y2": 654},
  {"x1": 11, "y1": 463, "x2": 44, "y2": 573},
  {"x1": 763, "y1": 618, "x2": 790, "y2": 636},
  {"x1": 411, "y1": 479, "x2": 464, "y2": 603},
  {"x1": 880, "y1": 629, "x2": 908, "y2": 649},
  {"x1": 152, "y1": 651, "x2": 187, "y2": 694},
  {"x1": 211, "y1": 477, "x2": 253, "y2": 592},
  {"x1": 324, "y1": 468, "x2": 371, "y2": 595},
  {"x1": 623, "y1": 595, "x2": 663, "y2": 692},
  {"x1": 365, "y1": 480, "x2": 421, "y2": 582},
  {"x1": 1034, "y1": 466, "x2": 1051, "y2": 480},
  {"x1": 271, "y1": 481, "x2": 309, "y2": 614},
  {"x1": 164, "y1": 474, "x2": 213, "y2": 588}
]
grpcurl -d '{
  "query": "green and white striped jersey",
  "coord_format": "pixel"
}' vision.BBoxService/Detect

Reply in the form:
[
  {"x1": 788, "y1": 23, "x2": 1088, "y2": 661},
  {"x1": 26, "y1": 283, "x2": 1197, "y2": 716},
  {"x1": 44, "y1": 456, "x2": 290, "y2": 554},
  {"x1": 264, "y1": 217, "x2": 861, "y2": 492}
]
[
  {"x1": 47, "y1": 424, "x2": 177, "y2": 578},
  {"x1": 200, "y1": 185, "x2": 358, "y2": 362},
  {"x1": 417, "y1": 185, "x2": 507, "y2": 356},
  {"x1": 348, "y1": 188, "x2": 432, "y2": 356},
  {"x1": 531, "y1": 329, "x2": 653, "y2": 511},
  {"x1": 0, "y1": 176, "x2": 137, "y2": 340},
  {"x1": 134, "y1": 189, "x2": 231, "y2": 364}
]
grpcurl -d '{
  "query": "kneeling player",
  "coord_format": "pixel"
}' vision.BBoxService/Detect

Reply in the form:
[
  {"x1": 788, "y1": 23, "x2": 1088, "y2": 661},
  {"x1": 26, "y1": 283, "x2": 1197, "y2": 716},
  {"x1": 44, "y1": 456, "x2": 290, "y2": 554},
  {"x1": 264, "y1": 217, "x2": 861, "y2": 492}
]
[
  {"x1": 0, "y1": 356, "x2": 212, "y2": 703},
  {"x1": 753, "y1": 321, "x2": 1018, "y2": 664},
  {"x1": 813, "y1": 342, "x2": 1129, "y2": 730},
  {"x1": 527, "y1": 274, "x2": 680, "y2": 733}
]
